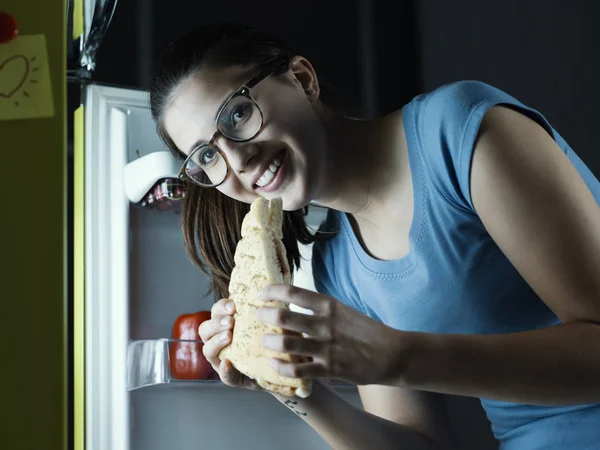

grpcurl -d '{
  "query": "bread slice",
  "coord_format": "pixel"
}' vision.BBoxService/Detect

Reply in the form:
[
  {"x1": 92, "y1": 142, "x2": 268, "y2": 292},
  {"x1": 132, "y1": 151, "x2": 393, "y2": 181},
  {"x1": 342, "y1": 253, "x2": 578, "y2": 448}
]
[{"x1": 219, "y1": 197, "x2": 312, "y2": 398}]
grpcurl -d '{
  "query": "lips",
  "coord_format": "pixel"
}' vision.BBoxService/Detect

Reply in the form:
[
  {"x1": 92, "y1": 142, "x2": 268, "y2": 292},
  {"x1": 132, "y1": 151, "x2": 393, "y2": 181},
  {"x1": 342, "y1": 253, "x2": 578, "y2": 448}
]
[
  {"x1": 252, "y1": 149, "x2": 285, "y2": 189},
  {"x1": 255, "y1": 156, "x2": 282, "y2": 187},
  {"x1": 253, "y1": 149, "x2": 288, "y2": 194}
]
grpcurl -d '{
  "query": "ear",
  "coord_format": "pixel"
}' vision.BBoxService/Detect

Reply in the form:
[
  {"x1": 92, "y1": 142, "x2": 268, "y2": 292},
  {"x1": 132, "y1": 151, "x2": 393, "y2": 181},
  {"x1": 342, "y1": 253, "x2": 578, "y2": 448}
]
[{"x1": 289, "y1": 55, "x2": 320, "y2": 103}]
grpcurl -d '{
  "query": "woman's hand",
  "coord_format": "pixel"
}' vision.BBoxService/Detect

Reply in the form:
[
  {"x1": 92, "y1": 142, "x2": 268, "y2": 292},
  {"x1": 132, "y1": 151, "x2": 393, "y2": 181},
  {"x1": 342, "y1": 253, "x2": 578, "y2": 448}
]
[
  {"x1": 198, "y1": 298, "x2": 263, "y2": 391},
  {"x1": 257, "y1": 285, "x2": 406, "y2": 386}
]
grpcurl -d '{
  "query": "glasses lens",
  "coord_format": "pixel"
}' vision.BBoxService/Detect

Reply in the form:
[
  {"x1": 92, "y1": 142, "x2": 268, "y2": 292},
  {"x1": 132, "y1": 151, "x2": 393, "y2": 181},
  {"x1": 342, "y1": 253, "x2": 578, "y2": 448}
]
[
  {"x1": 217, "y1": 95, "x2": 262, "y2": 141},
  {"x1": 184, "y1": 145, "x2": 228, "y2": 187}
]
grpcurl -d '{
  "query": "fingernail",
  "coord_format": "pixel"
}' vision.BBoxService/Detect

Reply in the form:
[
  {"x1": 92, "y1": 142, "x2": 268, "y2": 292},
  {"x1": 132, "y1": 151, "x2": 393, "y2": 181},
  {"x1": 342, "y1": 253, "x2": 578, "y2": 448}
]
[
  {"x1": 220, "y1": 332, "x2": 229, "y2": 343},
  {"x1": 220, "y1": 317, "x2": 230, "y2": 327},
  {"x1": 226, "y1": 302, "x2": 234, "y2": 312}
]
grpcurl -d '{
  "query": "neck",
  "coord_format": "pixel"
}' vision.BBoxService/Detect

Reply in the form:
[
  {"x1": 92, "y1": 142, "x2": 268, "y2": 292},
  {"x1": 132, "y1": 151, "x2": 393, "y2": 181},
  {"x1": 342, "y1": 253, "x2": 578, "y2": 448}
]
[{"x1": 314, "y1": 109, "x2": 408, "y2": 221}]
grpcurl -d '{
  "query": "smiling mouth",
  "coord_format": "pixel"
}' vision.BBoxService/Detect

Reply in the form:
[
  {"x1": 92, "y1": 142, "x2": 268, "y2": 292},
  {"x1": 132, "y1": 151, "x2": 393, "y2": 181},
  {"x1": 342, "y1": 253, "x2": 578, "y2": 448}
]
[{"x1": 254, "y1": 151, "x2": 284, "y2": 188}]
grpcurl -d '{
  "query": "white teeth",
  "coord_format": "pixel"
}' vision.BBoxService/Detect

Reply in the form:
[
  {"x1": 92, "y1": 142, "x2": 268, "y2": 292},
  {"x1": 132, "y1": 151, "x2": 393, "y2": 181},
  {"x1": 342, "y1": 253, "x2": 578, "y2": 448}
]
[{"x1": 255, "y1": 155, "x2": 282, "y2": 188}]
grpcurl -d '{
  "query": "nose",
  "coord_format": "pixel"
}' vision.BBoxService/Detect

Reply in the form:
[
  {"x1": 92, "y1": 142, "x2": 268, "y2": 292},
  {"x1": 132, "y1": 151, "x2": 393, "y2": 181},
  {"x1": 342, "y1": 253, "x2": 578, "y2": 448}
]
[{"x1": 216, "y1": 137, "x2": 258, "y2": 174}]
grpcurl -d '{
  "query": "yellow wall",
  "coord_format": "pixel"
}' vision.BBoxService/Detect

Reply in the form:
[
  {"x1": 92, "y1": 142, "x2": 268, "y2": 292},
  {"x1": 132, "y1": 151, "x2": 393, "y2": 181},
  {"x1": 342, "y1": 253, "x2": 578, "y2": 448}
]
[{"x1": 0, "y1": 1, "x2": 67, "y2": 450}]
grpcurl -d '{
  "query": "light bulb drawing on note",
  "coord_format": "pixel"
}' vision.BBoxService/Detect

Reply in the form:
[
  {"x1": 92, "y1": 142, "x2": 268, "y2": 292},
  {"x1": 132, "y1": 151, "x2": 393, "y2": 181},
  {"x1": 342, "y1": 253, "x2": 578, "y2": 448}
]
[
  {"x1": 0, "y1": 35, "x2": 54, "y2": 121},
  {"x1": 0, "y1": 54, "x2": 41, "y2": 106}
]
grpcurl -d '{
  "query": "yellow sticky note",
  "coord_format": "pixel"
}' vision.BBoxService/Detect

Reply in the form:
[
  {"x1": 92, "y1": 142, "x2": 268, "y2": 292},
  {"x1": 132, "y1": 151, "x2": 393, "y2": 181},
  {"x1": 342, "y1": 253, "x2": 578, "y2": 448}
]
[
  {"x1": 0, "y1": 35, "x2": 55, "y2": 121},
  {"x1": 73, "y1": 0, "x2": 84, "y2": 40}
]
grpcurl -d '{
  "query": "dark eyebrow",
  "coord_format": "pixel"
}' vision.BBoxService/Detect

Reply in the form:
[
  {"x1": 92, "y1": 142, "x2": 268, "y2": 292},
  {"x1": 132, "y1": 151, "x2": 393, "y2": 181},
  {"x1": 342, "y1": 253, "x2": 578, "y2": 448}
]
[
  {"x1": 183, "y1": 86, "x2": 234, "y2": 157},
  {"x1": 187, "y1": 130, "x2": 219, "y2": 156},
  {"x1": 187, "y1": 140, "x2": 203, "y2": 156}
]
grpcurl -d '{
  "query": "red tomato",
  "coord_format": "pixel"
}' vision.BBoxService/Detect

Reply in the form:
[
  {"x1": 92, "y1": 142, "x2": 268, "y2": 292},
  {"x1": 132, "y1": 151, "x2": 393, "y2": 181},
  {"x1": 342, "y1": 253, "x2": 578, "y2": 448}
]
[
  {"x1": 0, "y1": 12, "x2": 19, "y2": 44},
  {"x1": 169, "y1": 311, "x2": 215, "y2": 380}
]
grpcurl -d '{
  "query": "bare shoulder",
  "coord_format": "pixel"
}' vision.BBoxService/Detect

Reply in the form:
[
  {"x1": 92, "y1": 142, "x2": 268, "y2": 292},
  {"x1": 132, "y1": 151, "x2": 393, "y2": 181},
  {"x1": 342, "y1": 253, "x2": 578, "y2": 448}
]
[{"x1": 358, "y1": 384, "x2": 457, "y2": 449}]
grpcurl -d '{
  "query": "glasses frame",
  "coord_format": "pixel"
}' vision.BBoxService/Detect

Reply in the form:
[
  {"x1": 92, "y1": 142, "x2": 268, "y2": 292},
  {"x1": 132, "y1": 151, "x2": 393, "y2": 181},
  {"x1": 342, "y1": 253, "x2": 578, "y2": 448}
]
[{"x1": 178, "y1": 62, "x2": 286, "y2": 188}]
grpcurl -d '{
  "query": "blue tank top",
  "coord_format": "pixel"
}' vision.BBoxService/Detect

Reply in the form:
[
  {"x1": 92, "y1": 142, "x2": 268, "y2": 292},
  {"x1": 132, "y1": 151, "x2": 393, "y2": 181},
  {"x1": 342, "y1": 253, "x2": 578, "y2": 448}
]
[{"x1": 312, "y1": 81, "x2": 600, "y2": 449}]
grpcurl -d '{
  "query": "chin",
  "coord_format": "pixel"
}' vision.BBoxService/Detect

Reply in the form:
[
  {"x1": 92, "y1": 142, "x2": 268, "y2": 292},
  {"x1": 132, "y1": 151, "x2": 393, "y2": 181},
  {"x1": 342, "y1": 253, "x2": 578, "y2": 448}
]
[
  {"x1": 282, "y1": 200, "x2": 307, "y2": 212},
  {"x1": 276, "y1": 190, "x2": 311, "y2": 212},
  {"x1": 267, "y1": 194, "x2": 302, "y2": 212},
  {"x1": 262, "y1": 168, "x2": 315, "y2": 211}
]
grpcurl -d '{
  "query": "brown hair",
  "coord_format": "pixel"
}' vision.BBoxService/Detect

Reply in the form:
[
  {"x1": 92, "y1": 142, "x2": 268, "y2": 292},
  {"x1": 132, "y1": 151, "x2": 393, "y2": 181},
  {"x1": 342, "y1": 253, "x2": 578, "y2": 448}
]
[{"x1": 150, "y1": 23, "x2": 332, "y2": 300}]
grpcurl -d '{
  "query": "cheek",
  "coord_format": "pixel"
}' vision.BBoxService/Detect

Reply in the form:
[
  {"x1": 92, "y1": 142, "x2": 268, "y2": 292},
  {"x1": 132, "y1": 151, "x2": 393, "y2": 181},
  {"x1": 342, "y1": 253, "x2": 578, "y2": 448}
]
[
  {"x1": 275, "y1": 108, "x2": 326, "y2": 161},
  {"x1": 292, "y1": 121, "x2": 327, "y2": 175}
]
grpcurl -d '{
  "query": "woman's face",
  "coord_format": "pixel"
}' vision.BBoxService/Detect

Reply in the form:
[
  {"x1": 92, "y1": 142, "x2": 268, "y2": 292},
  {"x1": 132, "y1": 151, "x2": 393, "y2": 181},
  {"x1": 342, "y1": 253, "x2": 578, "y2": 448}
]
[{"x1": 162, "y1": 59, "x2": 328, "y2": 211}]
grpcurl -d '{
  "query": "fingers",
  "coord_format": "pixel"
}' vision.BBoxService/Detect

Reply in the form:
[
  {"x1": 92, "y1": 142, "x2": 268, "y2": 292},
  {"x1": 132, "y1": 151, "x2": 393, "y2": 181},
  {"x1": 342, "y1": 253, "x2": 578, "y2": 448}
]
[
  {"x1": 258, "y1": 285, "x2": 331, "y2": 315},
  {"x1": 198, "y1": 313, "x2": 234, "y2": 344},
  {"x1": 198, "y1": 298, "x2": 235, "y2": 343},
  {"x1": 198, "y1": 299, "x2": 236, "y2": 371},
  {"x1": 257, "y1": 307, "x2": 331, "y2": 338},
  {"x1": 220, "y1": 359, "x2": 261, "y2": 391},
  {"x1": 262, "y1": 334, "x2": 324, "y2": 356},
  {"x1": 211, "y1": 298, "x2": 236, "y2": 317},
  {"x1": 269, "y1": 359, "x2": 326, "y2": 379},
  {"x1": 202, "y1": 329, "x2": 232, "y2": 370}
]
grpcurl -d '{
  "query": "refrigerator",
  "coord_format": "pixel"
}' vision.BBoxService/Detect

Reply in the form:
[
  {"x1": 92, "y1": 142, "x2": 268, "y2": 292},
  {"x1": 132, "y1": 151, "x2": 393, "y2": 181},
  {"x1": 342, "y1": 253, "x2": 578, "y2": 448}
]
[
  {"x1": 77, "y1": 81, "x2": 363, "y2": 450},
  {"x1": 72, "y1": 2, "x2": 361, "y2": 450}
]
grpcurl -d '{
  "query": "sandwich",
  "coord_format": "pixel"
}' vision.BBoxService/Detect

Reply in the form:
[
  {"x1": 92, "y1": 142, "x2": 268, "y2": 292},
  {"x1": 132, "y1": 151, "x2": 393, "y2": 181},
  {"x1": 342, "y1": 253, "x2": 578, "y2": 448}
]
[{"x1": 218, "y1": 197, "x2": 312, "y2": 398}]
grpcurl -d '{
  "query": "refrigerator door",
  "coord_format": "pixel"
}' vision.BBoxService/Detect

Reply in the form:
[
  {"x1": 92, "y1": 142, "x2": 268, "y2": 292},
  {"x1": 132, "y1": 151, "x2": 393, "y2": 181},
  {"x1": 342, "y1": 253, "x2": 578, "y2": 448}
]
[
  {"x1": 4, "y1": 2, "x2": 67, "y2": 450},
  {"x1": 83, "y1": 84, "x2": 142, "y2": 450},
  {"x1": 82, "y1": 84, "x2": 360, "y2": 450}
]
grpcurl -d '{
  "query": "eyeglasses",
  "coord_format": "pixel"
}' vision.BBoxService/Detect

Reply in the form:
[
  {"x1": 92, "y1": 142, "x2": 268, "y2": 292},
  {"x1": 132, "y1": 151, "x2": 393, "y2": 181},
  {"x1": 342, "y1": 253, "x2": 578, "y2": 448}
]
[{"x1": 178, "y1": 63, "x2": 285, "y2": 188}]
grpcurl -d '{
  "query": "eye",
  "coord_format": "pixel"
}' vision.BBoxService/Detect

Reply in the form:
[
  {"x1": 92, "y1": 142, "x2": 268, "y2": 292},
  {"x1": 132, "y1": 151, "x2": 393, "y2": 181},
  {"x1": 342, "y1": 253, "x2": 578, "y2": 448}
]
[
  {"x1": 228, "y1": 103, "x2": 252, "y2": 127},
  {"x1": 199, "y1": 147, "x2": 219, "y2": 166}
]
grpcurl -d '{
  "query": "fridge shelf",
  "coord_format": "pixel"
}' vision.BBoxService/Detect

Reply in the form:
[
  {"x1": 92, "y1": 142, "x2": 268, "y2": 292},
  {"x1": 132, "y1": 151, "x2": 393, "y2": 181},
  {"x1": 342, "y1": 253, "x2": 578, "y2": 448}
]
[{"x1": 127, "y1": 338, "x2": 356, "y2": 392}]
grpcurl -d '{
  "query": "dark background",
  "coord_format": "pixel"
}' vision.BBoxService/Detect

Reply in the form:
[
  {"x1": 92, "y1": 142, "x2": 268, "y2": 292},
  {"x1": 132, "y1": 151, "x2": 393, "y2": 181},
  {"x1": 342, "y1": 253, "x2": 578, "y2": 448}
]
[
  {"x1": 92, "y1": 0, "x2": 419, "y2": 118},
  {"x1": 86, "y1": 0, "x2": 599, "y2": 175}
]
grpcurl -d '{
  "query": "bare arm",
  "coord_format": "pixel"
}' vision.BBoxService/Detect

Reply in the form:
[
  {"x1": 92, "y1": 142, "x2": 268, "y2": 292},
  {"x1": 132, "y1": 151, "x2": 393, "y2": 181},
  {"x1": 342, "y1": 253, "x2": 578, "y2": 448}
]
[
  {"x1": 357, "y1": 385, "x2": 456, "y2": 449},
  {"x1": 386, "y1": 106, "x2": 600, "y2": 405},
  {"x1": 270, "y1": 380, "x2": 453, "y2": 450}
]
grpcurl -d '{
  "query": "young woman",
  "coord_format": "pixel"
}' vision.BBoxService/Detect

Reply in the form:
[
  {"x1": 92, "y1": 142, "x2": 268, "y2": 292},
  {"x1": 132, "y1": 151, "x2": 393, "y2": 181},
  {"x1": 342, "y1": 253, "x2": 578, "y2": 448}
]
[{"x1": 150, "y1": 23, "x2": 600, "y2": 449}]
